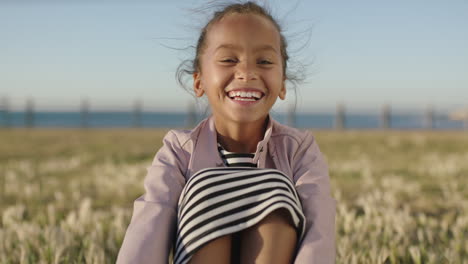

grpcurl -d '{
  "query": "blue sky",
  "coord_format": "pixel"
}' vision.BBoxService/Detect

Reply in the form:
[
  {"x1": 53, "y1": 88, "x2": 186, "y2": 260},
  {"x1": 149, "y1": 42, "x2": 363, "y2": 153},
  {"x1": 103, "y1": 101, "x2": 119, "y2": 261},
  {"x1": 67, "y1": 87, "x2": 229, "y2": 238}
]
[{"x1": 1, "y1": 0, "x2": 467, "y2": 112}]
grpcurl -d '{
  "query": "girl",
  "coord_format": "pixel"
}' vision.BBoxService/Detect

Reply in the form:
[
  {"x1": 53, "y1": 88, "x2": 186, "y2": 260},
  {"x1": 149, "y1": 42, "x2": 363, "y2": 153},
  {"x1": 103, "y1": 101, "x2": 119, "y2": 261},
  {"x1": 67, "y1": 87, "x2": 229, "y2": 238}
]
[{"x1": 117, "y1": 2, "x2": 336, "y2": 264}]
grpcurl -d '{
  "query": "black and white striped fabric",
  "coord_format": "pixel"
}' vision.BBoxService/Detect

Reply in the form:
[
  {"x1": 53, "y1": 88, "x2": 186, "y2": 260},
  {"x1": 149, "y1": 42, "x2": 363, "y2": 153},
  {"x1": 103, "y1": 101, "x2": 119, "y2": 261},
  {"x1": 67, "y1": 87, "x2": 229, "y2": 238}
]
[
  {"x1": 217, "y1": 143, "x2": 256, "y2": 167},
  {"x1": 173, "y1": 167, "x2": 306, "y2": 264}
]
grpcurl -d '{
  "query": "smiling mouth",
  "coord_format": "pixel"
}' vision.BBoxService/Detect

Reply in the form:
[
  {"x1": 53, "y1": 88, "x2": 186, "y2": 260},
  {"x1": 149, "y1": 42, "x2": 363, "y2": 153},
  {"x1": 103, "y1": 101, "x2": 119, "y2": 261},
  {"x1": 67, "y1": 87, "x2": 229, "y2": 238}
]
[{"x1": 227, "y1": 90, "x2": 264, "y2": 101}]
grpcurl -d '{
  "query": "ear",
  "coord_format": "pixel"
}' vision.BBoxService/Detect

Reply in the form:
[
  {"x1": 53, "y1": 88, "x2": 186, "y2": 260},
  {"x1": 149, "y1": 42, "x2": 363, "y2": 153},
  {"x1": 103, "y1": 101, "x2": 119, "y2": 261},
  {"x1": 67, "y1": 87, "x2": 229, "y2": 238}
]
[
  {"x1": 193, "y1": 72, "x2": 204, "y2": 97},
  {"x1": 278, "y1": 80, "x2": 286, "y2": 100}
]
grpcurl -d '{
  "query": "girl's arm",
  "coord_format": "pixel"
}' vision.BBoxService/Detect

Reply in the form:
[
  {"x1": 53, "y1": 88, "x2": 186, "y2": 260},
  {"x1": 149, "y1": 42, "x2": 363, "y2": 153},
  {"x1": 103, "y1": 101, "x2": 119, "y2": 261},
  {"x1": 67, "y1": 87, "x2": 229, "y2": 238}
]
[
  {"x1": 293, "y1": 132, "x2": 336, "y2": 264},
  {"x1": 117, "y1": 131, "x2": 187, "y2": 264}
]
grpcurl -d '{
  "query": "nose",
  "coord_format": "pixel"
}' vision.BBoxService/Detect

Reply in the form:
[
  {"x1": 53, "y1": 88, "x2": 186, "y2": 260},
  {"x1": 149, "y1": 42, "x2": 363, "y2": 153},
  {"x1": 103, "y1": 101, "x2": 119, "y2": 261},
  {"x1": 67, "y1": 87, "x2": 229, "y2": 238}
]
[{"x1": 235, "y1": 60, "x2": 258, "y2": 81}]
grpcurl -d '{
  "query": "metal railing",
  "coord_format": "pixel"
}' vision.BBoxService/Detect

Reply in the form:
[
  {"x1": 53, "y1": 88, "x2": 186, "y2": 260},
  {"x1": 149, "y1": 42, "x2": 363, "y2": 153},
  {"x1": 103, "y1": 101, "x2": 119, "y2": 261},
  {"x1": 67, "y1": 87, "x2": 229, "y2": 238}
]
[{"x1": 0, "y1": 97, "x2": 466, "y2": 130}]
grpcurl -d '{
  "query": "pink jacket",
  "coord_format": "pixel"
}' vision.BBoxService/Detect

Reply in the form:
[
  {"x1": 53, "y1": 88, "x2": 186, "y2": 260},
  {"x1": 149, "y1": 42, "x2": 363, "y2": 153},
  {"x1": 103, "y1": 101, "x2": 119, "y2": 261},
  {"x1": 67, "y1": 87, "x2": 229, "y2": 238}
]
[{"x1": 117, "y1": 116, "x2": 336, "y2": 264}]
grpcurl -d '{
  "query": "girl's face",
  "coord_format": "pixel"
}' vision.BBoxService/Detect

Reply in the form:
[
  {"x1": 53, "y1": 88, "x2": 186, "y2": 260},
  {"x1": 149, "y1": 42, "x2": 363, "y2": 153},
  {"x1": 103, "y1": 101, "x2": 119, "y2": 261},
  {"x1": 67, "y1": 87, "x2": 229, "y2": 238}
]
[{"x1": 193, "y1": 13, "x2": 286, "y2": 126}]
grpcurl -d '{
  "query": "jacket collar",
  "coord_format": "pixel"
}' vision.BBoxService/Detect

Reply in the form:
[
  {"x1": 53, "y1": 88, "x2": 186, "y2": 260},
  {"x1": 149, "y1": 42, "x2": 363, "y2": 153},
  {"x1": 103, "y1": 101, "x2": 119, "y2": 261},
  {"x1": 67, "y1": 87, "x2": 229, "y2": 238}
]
[
  {"x1": 187, "y1": 115, "x2": 273, "y2": 177},
  {"x1": 253, "y1": 116, "x2": 272, "y2": 164}
]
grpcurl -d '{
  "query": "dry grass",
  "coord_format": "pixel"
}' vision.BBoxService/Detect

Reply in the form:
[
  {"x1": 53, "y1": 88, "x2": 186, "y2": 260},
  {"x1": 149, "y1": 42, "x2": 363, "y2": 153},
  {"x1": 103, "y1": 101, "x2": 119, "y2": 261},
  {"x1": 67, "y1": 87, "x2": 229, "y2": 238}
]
[{"x1": 1, "y1": 128, "x2": 467, "y2": 263}]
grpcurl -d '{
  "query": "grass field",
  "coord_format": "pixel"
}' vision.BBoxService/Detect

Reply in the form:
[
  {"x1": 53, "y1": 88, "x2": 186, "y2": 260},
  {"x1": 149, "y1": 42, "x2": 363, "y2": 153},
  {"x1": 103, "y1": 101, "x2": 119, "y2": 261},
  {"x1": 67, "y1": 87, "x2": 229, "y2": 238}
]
[{"x1": 1, "y1": 128, "x2": 467, "y2": 263}]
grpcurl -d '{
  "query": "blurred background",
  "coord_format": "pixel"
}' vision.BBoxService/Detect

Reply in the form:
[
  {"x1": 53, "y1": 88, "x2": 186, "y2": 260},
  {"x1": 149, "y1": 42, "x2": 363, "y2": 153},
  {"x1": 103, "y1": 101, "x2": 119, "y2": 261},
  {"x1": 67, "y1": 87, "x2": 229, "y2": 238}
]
[
  {"x1": 1, "y1": 1, "x2": 468, "y2": 263},
  {"x1": 1, "y1": 0, "x2": 467, "y2": 129}
]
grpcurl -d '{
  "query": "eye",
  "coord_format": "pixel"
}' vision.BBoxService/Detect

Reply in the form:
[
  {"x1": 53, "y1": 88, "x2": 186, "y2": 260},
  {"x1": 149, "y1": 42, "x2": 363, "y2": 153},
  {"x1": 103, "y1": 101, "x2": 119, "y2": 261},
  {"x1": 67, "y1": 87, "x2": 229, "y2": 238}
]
[
  {"x1": 220, "y1": 58, "x2": 238, "y2": 63},
  {"x1": 258, "y1": 59, "x2": 273, "y2": 65}
]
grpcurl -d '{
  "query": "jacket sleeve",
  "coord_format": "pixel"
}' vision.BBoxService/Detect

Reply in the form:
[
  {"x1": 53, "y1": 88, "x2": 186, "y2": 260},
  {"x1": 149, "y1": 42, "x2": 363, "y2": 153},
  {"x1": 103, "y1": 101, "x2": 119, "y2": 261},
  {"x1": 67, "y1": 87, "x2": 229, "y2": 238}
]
[
  {"x1": 117, "y1": 131, "x2": 187, "y2": 264},
  {"x1": 293, "y1": 132, "x2": 336, "y2": 264}
]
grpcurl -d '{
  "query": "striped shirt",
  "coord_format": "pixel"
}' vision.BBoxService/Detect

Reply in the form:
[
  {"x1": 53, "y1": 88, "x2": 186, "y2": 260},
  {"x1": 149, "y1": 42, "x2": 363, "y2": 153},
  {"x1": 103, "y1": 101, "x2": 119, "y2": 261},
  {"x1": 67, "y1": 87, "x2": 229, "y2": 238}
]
[
  {"x1": 217, "y1": 143, "x2": 257, "y2": 167},
  {"x1": 174, "y1": 167, "x2": 306, "y2": 264}
]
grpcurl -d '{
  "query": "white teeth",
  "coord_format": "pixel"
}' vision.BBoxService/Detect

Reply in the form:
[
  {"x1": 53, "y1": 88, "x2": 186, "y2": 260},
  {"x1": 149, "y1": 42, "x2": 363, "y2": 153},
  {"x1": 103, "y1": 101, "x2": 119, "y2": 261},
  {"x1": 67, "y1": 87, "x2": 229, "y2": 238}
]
[
  {"x1": 234, "y1": 97, "x2": 255, "y2": 101},
  {"x1": 227, "y1": 91, "x2": 263, "y2": 99}
]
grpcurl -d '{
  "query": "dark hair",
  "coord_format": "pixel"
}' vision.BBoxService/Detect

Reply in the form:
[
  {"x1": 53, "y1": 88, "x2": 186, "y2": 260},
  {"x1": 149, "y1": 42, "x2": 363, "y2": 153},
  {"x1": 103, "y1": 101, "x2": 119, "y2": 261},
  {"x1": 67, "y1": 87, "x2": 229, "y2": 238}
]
[{"x1": 176, "y1": 1, "x2": 305, "y2": 97}]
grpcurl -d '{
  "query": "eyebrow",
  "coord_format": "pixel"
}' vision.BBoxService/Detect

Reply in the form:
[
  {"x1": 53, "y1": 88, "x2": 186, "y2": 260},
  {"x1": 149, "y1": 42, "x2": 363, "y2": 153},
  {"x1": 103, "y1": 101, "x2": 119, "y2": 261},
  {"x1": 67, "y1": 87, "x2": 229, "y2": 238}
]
[{"x1": 215, "y1": 44, "x2": 278, "y2": 53}]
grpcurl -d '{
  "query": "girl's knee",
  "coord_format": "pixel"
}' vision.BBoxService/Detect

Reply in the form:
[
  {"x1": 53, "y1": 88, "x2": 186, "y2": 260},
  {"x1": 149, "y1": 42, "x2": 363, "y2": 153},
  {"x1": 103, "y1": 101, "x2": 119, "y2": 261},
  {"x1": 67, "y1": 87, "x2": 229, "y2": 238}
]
[
  {"x1": 260, "y1": 208, "x2": 296, "y2": 230},
  {"x1": 238, "y1": 209, "x2": 298, "y2": 263},
  {"x1": 189, "y1": 235, "x2": 232, "y2": 264}
]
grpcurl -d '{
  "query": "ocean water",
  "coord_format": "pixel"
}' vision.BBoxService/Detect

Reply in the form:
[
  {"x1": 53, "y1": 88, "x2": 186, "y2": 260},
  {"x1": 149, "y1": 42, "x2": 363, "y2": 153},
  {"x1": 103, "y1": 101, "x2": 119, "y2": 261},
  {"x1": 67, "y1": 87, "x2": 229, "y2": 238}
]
[{"x1": 0, "y1": 111, "x2": 465, "y2": 130}]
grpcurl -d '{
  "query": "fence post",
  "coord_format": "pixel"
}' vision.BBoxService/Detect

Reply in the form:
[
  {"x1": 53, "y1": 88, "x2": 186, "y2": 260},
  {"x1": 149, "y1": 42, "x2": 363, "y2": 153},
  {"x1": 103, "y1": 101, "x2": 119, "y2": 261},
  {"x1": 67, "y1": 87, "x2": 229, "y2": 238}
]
[
  {"x1": 186, "y1": 101, "x2": 197, "y2": 128},
  {"x1": 335, "y1": 103, "x2": 345, "y2": 130},
  {"x1": 425, "y1": 104, "x2": 434, "y2": 130},
  {"x1": 0, "y1": 97, "x2": 10, "y2": 128},
  {"x1": 80, "y1": 98, "x2": 89, "y2": 128},
  {"x1": 287, "y1": 104, "x2": 296, "y2": 127},
  {"x1": 133, "y1": 99, "x2": 142, "y2": 128},
  {"x1": 25, "y1": 98, "x2": 34, "y2": 128},
  {"x1": 381, "y1": 104, "x2": 391, "y2": 129}
]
